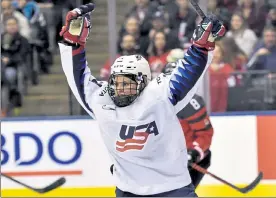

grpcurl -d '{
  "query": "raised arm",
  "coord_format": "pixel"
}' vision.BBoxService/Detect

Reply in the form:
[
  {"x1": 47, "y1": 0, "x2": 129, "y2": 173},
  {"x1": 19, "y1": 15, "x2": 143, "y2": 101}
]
[
  {"x1": 167, "y1": 15, "x2": 225, "y2": 113},
  {"x1": 59, "y1": 44, "x2": 102, "y2": 118},
  {"x1": 59, "y1": 5, "x2": 101, "y2": 118}
]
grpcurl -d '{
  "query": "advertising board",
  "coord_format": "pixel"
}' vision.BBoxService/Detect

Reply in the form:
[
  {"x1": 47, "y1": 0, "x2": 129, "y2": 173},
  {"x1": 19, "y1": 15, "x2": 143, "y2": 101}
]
[{"x1": 1, "y1": 115, "x2": 276, "y2": 196}]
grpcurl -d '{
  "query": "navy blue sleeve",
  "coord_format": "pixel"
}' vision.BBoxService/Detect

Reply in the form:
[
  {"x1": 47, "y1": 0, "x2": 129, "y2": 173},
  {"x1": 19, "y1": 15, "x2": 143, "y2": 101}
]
[
  {"x1": 168, "y1": 46, "x2": 212, "y2": 113},
  {"x1": 59, "y1": 43, "x2": 103, "y2": 118}
]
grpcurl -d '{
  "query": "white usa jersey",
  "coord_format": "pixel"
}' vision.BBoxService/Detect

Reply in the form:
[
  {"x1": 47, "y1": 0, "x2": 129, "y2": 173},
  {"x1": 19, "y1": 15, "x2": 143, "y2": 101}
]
[{"x1": 59, "y1": 43, "x2": 213, "y2": 195}]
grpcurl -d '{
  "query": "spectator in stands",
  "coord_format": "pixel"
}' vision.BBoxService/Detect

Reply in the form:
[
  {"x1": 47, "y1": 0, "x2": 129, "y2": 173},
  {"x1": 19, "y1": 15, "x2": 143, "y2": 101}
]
[
  {"x1": 226, "y1": 12, "x2": 257, "y2": 57},
  {"x1": 13, "y1": 0, "x2": 52, "y2": 73},
  {"x1": 150, "y1": 0, "x2": 178, "y2": 26},
  {"x1": 207, "y1": 0, "x2": 232, "y2": 31},
  {"x1": 12, "y1": 0, "x2": 40, "y2": 21},
  {"x1": 149, "y1": 11, "x2": 170, "y2": 39},
  {"x1": 1, "y1": 65, "x2": 9, "y2": 117},
  {"x1": 1, "y1": 17, "x2": 30, "y2": 115},
  {"x1": 267, "y1": 8, "x2": 276, "y2": 28},
  {"x1": 221, "y1": 37, "x2": 247, "y2": 71},
  {"x1": 147, "y1": 31, "x2": 171, "y2": 78},
  {"x1": 1, "y1": 0, "x2": 30, "y2": 40},
  {"x1": 169, "y1": 0, "x2": 197, "y2": 49},
  {"x1": 1, "y1": 17, "x2": 29, "y2": 74},
  {"x1": 209, "y1": 42, "x2": 234, "y2": 112},
  {"x1": 235, "y1": 0, "x2": 267, "y2": 37},
  {"x1": 34, "y1": 0, "x2": 76, "y2": 53},
  {"x1": 47, "y1": 0, "x2": 76, "y2": 51},
  {"x1": 124, "y1": 0, "x2": 157, "y2": 36},
  {"x1": 217, "y1": 0, "x2": 238, "y2": 13},
  {"x1": 247, "y1": 27, "x2": 276, "y2": 110},
  {"x1": 249, "y1": 26, "x2": 276, "y2": 73},
  {"x1": 149, "y1": 10, "x2": 179, "y2": 49},
  {"x1": 100, "y1": 34, "x2": 139, "y2": 80},
  {"x1": 118, "y1": 16, "x2": 149, "y2": 57},
  {"x1": 220, "y1": 37, "x2": 247, "y2": 86},
  {"x1": 260, "y1": 0, "x2": 274, "y2": 10}
]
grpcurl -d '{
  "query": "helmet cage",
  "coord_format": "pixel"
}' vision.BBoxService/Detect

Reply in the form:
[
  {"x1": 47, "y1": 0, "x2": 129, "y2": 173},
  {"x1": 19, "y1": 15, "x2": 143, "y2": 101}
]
[{"x1": 107, "y1": 72, "x2": 147, "y2": 107}]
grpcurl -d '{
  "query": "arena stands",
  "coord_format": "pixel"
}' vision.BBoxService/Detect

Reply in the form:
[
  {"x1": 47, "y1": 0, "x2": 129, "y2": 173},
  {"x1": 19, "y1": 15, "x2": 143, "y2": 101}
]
[{"x1": 2, "y1": 0, "x2": 276, "y2": 117}]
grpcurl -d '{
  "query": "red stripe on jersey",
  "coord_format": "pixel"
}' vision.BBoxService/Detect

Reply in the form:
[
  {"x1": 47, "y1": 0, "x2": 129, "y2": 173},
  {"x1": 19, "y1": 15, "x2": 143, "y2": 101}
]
[
  {"x1": 116, "y1": 132, "x2": 149, "y2": 147},
  {"x1": 186, "y1": 107, "x2": 207, "y2": 122},
  {"x1": 116, "y1": 145, "x2": 145, "y2": 152},
  {"x1": 116, "y1": 132, "x2": 149, "y2": 152}
]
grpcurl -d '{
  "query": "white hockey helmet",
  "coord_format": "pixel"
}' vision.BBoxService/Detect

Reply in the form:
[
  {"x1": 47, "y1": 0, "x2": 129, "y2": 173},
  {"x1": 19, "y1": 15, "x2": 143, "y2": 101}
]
[
  {"x1": 108, "y1": 55, "x2": 151, "y2": 107},
  {"x1": 110, "y1": 55, "x2": 151, "y2": 82},
  {"x1": 163, "y1": 49, "x2": 185, "y2": 75},
  {"x1": 166, "y1": 48, "x2": 185, "y2": 63}
]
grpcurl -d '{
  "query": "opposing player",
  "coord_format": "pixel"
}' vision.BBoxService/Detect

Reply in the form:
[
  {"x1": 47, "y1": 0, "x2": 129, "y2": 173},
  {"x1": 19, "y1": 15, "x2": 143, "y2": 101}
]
[
  {"x1": 59, "y1": 5, "x2": 225, "y2": 197},
  {"x1": 164, "y1": 61, "x2": 214, "y2": 189},
  {"x1": 181, "y1": 94, "x2": 213, "y2": 189}
]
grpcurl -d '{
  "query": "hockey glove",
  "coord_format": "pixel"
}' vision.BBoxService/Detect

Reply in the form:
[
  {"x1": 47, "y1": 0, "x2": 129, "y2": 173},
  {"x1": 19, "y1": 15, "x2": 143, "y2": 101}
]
[
  {"x1": 192, "y1": 14, "x2": 226, "y2": 51},
  {"x1": 60, "y1": 10, "x2": 91, "y2": 46}
]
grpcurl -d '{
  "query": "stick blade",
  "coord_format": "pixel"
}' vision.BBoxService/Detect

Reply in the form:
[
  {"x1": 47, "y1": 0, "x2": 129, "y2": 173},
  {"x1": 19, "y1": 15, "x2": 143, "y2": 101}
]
[
  {"x1": 239, "y1": 172, "x2": 263, "y2": 193},
  {"x1": 35, "y1": 177, "x2": 66, "y2": 194}
]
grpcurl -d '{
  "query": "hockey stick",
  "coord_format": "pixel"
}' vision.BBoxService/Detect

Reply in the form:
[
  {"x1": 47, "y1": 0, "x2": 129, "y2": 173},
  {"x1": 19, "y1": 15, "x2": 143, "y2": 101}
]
[
  {"x1": 1, "y1": 173, "x2": 66, "y2": 194},
  {"x1": 73, "y1": 3, "x2": 95, "y2": 19},
  {"x1": 189, "y1": 0, "x2": 206, "y2": 19},
  {"x1": 191, "y1": 163, "x2": 263, "y2": 193}
]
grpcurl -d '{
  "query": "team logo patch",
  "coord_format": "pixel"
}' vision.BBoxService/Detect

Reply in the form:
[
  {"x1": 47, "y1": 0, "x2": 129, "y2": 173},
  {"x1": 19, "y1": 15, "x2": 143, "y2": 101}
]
[{"x1": 116, "y1": 121, "x2": 159, "y2": 152}]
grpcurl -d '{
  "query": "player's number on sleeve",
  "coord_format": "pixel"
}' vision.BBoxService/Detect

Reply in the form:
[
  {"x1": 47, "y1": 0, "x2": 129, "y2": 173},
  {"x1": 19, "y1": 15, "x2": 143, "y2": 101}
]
[{"x1": 190, "y1": 99, "x2": 201, "y2": 110}]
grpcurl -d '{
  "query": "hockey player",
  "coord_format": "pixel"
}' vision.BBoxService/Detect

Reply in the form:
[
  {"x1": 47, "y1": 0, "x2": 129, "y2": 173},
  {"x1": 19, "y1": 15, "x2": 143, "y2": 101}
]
[
  {"x1": 163, "y1": 61, "x2": 214, "y2": 189},
  {"x1": 182, "y1": 94, "x2": 213, "y2": 188},
  {"x1": 111, "y1": 93, "x2": 214, "y2": 190},
  {"x1": 108, "y1": 52, "x2": 214, "y2": 189},
  {"x1": 58, "y1": 6, "x2": 225, "y2": 197}
]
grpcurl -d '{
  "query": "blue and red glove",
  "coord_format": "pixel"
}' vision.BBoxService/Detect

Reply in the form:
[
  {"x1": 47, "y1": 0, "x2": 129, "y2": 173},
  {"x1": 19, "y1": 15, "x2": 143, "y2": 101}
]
[
  {"x1": 59, "y1": 6, "x2": 93, "y2": 46},
  {"x1": 192, "y1": 15, "x2": 226, "y2": 51}
]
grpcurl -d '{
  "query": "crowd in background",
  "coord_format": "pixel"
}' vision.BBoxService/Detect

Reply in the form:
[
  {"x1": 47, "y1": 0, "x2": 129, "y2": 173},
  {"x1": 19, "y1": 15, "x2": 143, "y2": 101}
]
[
  {"x1": 2, "y1": 0, "x2": 276, "y2": 117},
  {"x1": 100, "y1": 0, "x2": 276, "y2": 112},
  {"x1": 0, "y1": 0, "x2": 93, "y2": 117}
]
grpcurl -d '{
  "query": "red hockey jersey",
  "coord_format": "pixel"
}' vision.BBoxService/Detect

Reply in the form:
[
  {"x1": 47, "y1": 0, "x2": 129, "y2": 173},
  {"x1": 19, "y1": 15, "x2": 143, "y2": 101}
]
[{"x1": 177, "y1": 94, "x2": 214, "y2": 160}]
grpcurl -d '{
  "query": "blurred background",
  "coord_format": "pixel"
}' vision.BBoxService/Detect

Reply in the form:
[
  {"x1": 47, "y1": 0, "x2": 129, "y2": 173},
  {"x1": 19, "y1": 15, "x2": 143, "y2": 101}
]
[
  {"x1": 2, "y1": 0, "x2": 276, "y2": 117},
  {"x1": 1, "y1": 0, "x2": 276, "y2": 197}
]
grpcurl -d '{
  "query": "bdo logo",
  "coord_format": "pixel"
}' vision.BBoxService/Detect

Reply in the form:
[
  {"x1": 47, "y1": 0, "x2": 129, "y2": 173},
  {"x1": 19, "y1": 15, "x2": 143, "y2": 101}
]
[{"x1": 1, "y1": 131, "x2": 82, "y2": 166}]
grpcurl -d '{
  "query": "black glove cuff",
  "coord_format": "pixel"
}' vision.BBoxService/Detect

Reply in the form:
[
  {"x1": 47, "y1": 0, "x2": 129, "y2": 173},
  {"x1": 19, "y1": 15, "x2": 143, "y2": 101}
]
[{"x1": 59, "y1": 41, "x2": 81, "y2": 49}]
